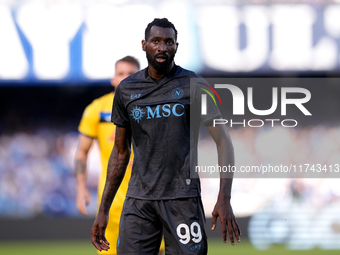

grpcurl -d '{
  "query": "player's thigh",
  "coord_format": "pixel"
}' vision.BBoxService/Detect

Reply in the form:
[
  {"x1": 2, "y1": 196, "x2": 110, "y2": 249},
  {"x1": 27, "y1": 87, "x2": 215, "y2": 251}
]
[
  {"x1": 160, "y1": 197, "x2": 207, "y2": 255},
  {"x1": 117, "y1": 197, "x2": 163, "y2": 255}
]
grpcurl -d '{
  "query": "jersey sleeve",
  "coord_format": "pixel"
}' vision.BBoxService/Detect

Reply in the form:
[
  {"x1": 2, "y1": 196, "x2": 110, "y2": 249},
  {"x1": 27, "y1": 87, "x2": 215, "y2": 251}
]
[
  {"x1": 111, "y1": 84, "x2": 130, "y2": 127},
  {"x1": 78, "y1": 100, "x2": 100, "y2": 138}
]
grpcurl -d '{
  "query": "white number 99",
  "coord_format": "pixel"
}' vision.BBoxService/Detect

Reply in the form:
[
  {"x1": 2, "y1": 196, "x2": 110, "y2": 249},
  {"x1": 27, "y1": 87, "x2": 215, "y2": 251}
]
[
  {"x1": 176, "y1": 222, "x2": 202, "y2": 244},
  {"x1": 177, "y1": 223, "x2": 190, "y2": 244},
  {"x1": 191, "y1": 222, "x2": 202, "y2": 243}
]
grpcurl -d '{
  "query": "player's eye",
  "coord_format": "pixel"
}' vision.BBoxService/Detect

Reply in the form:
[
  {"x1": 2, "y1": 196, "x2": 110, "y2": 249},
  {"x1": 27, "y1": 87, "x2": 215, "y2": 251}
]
[
  {"x1": 167, "y1": 40, "x2": 174, "y2": 45},
  {"x1": 152, "y1": 39, "x2": 159, "y2": 43}
]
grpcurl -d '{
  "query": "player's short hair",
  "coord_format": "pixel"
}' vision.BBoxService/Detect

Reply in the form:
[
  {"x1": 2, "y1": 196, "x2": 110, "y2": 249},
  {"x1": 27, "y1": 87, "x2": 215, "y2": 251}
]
[
  {"x1": 145, "y1": 18, "x2": 178, "y2": 41},
  {"x1": 116, "y1": 56, "x2": 140, "y2": 70}
]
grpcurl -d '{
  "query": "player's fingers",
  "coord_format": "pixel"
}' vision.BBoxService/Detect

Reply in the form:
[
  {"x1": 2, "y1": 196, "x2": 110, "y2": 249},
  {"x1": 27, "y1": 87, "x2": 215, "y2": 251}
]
[
  {"x1": 81, "y1": 200, "x2": 88, "y2": 215},
  {"x1": 91, "y1": 226, "x2": 102, "y2": 251},
  {"x1": 92, "y1": 240, "x2": 102, "y2": 251},
  {"x1": 82, "y1": 207, "x2": 87, "y2": 216},
  {"x1": 93, "y1": 231, "x2": 109, "y2": 251},
  {"x1": 85, "y1": 192, "x2": 91, "y2": 206},
  {"x1": 76, "y1": 198, "x2": 83, "y2": 212},
  {"x1": 92, "y1": 242, "x2": 102, "y2": 251},
  {"x1": 102, "y1": 235, "x2": 110, "y2": 246},
  {"x1": 226, "y1": 219, "x2": 234, "y2": 245},
  {"x1": 234, "y1": 219, "x2": 241, "y2": 239},
  {"x1": 97, "y1": 236, "x2": 110, "y2": 251},
  {"x1": 232, "y1": 220, "x2": 240, "y2": 243},
  {"x1": 219, "y1": 217, "x2": 227, "y2": 243},
  {"x1": 76, "y1": 194, "x2": 88, "y2": 216},
  {"x1": 77, "y1": 202, "x2": 87, "y2": 216},
  {"x1": 99, "y1": 240, "x2": 110, "y2": 251},
  {"x1": 97, "y1": 225, "x2": 110, "y2": 250},
  {"x1": 234, "y1": 218, "x2": 241, "y2": 236},
  {"x1": 211, "y1": 211, "x2": 217, "y2": 230}
]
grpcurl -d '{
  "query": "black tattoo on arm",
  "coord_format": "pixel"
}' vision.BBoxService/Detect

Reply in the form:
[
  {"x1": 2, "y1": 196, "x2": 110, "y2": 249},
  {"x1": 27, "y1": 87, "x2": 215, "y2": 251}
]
[{"x1": 75, "y1": 159, "x2": 86, "y2": 176}]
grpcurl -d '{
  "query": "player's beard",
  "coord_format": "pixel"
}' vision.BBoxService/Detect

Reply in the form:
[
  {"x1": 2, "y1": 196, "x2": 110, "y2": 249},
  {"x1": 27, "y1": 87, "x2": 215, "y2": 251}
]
[{"x1": 147, "y1": 52, "x2": 175, "y2": 73}]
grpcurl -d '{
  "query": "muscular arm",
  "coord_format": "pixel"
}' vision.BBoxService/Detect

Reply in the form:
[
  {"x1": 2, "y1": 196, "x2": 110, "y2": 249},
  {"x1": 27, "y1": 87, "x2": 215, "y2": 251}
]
[
  {"x1": 91, "y1": 126, "x2": 131, "y2": 251},
  {"x1": 75, "y1": 134, "x2": 94, "y2": 215},
  {"x1": 207, "y1": 124, "x2": 241, "y2": 245}
]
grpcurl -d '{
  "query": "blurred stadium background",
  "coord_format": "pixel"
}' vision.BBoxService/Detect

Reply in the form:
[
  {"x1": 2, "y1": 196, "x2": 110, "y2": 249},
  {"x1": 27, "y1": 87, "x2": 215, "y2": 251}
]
[{"x1": 1, "y1": 0, "x2": 340, "y2": 254}]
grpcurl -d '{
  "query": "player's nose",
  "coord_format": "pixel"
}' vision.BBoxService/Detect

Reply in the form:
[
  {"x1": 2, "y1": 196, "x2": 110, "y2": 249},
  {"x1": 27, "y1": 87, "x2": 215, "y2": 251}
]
[{"x1": 157, "y1": 41, "x2": 167, "y2": 52}]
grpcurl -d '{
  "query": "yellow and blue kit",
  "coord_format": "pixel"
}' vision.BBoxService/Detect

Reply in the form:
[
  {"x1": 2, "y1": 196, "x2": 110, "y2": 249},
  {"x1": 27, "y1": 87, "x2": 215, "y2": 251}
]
[{"x1": 78, "y1": 92, "x2": 132, "y2": 255}]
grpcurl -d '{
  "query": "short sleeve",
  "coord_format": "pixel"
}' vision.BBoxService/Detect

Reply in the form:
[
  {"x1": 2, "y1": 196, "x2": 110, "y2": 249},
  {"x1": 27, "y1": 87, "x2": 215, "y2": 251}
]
[
  {"x1": 111, "y1": 84, "x2": 130, "y2": 127},
  {"x1": 78, "y1": 100, "x2": 99, "y2": 138}
]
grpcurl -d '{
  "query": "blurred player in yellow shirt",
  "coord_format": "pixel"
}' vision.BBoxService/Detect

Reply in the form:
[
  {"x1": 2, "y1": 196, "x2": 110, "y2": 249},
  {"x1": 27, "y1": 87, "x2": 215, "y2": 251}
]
[{"x1": 75, "y1": 56, "x2": 141, "y2": 255}]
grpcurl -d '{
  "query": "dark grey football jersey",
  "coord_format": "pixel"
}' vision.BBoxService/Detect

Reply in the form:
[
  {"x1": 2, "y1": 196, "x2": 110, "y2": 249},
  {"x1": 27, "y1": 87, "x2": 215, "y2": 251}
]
[{"x1": 111, "y1": 65, "x2": 221, "y2": 199}]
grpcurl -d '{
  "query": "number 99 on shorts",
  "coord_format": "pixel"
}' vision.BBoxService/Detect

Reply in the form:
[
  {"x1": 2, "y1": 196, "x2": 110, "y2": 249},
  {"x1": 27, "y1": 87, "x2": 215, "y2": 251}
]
[{"x1": 176, "y1": 222, "x2": 202, "y2": 245}]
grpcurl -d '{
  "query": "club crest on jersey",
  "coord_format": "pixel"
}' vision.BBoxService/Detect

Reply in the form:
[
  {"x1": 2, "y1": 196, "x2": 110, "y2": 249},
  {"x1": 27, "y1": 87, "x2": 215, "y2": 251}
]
[
  {"x1": 100, "y1": 112, "x2": 112, "y2": 123},
  {"x1": 131, "y1": 106, "x2": 145, "y2": 123},
  {"x1": 172, "y1": 88, "x2": 184, "y2": 99}
]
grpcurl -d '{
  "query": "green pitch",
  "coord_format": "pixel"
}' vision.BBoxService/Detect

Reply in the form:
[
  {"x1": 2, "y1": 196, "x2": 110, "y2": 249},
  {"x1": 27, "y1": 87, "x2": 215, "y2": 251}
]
[
  {"x1": 208, "y1": 239, "x2": 340, "y2": 255},
  {"x1": 0, "y1": 239, "x2": 339, "y2": 255}
]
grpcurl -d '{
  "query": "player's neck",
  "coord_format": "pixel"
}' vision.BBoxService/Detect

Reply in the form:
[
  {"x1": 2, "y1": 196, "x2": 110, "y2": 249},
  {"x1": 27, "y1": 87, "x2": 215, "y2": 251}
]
[{"x1": 148, "y1": 62, "x2": 174, "y2": 80}]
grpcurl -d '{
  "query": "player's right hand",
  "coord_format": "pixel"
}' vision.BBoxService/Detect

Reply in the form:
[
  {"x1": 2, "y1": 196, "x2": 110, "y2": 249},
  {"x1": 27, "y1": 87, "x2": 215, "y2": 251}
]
[
  {"x1": 76, "y1": 187, "x2": 91, "y2": 215},
  {"x1": 91, "y1": 213, "x2": 110, "y2": 251}
]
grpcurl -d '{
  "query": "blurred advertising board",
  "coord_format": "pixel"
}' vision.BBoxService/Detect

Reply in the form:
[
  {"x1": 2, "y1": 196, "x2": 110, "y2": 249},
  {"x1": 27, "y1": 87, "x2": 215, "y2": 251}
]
[{"x1": 0, "y1": 1, "x2": 340, "y2": 84}]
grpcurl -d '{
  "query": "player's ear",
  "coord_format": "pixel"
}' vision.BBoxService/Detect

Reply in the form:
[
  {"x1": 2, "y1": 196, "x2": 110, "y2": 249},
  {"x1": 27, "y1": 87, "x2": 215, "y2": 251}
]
[
  {"x1": 175, "y1": 42, "x2": 179, "y2": 53},
  {"x1": 142, "y1": 40, "x2": 146, "y2": 51}
]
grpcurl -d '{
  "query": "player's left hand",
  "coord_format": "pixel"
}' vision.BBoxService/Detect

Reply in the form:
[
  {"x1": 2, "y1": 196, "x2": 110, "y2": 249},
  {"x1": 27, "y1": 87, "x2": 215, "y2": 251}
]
[{"x1": 211, "y1": 194, "x2": 241, "y2": 245}]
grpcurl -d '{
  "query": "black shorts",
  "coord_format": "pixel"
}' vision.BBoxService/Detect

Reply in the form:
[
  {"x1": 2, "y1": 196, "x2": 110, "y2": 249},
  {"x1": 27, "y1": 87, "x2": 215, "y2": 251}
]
[{"x1": 117, "y1": 197, "x2": 207, "y2": 255}]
